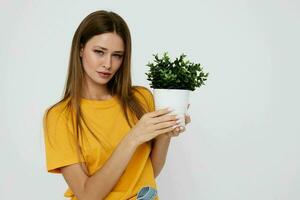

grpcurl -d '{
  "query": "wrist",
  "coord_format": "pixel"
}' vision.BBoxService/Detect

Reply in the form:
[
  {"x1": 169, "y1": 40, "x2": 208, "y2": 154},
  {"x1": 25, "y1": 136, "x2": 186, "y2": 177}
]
[
  {"x1": 155, "y1": 133, "x2": 171, "y2": 141},
  {"x1": 124, "y1": 133, "x2": 139, "y2": 149}
]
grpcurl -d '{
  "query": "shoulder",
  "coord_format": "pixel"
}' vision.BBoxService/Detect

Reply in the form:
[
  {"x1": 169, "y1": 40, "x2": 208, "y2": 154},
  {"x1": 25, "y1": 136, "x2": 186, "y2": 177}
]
[
  {"x1": 43, "y1": 98, "x2": 71, "y2": 125},
  {"x1": 132, "y1": 85, "x2": 155, "y2": 112},
  {"x1": 132, "y1": 85, "x2": 153, "y2": 99}
]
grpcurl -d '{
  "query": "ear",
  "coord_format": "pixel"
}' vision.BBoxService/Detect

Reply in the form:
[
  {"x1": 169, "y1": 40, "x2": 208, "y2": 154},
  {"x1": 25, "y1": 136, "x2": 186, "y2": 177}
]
[{"x1": 80, "y1": 44, "x2": 84, "y2": 57}]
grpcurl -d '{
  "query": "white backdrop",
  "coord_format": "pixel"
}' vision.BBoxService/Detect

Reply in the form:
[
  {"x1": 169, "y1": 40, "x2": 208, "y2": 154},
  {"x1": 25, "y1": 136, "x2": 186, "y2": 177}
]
[{"x1": 1, "y1": 1, "x2": 299, "y2": 200}]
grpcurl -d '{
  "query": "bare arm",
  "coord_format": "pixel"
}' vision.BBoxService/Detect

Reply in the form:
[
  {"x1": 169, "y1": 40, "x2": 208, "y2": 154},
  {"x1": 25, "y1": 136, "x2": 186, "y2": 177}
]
[
  {"x1": 61, "y1": 134, "x2": 138, "y2": 200},
  {"x1": 61, "y1": 108, "x2": 177, "y2": 200},
  {"x1": 150, "y1": 135, "x2": 172, "y2": 177},
  {"x1": 150, "y1": 113, "x2": 191, "y2": 177}
]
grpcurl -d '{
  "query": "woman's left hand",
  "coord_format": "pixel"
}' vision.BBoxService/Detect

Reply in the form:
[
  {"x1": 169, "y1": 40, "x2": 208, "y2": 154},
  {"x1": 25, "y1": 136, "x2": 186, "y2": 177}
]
[{"x1": 167, "y1": 104, "x2": 191, "y2": 137}]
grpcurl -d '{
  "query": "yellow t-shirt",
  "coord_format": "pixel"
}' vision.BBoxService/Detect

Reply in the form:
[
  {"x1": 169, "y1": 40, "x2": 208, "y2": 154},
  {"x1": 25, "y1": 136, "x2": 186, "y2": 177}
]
[{"x1": 43, "y1": 86, "x2": 159, "y2": 200}]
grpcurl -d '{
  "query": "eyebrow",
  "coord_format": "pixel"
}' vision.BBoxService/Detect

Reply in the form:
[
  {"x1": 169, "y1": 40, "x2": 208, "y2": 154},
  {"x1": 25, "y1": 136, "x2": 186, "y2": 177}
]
[{"x1": 93, "y1": 45, "x2": 124, "y2": 54}]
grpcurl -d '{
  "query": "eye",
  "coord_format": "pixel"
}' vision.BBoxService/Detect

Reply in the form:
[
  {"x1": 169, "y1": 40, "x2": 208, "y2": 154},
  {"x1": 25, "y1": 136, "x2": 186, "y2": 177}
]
[
  {"x1": 113, "y1": 54, "x2": 123, "y2": 59},
  {"x1": 94, "y1": 50, "x2": 104, "y2": 55}
]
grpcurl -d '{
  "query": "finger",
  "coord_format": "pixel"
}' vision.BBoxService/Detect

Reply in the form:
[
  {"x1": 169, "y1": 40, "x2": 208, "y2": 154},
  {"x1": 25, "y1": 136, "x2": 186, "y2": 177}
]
[
  {"x1": 173, "y1": 127, "x2": 180, "y2": 132},
  {"x1": 185, "y1": 115, "x2": 191, "y2": 124},
  {"x1": 177, "y1": 126, "x2": 184, "y2": 132},
  {"x1": 154, "y1": 125, "x2": 177, "y2": 136},
  {"x1": 172, "y1": 130, "x2": 180, "y2": 137},
  {"x1": 170, "y1": 127, "x2": 182, "y2": 137},
  {"x1": 151, "y1": 114, "x2": 178, "y2": 124},
  {"x1": 148, "y1": 107, "x2": 172, "y2": 118},
  {"x1": 153, "y1": 120, "x2": 179, "y2": 130},
  {"x1": 180, "y1": 126, "x2": 186, "y2": 132}
]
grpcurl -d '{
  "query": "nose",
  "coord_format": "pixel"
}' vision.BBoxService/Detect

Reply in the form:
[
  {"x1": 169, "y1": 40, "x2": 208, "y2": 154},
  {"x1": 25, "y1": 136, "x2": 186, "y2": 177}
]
[{"x1": 103, "y1": 54, "x2": 112, "y2": 70}]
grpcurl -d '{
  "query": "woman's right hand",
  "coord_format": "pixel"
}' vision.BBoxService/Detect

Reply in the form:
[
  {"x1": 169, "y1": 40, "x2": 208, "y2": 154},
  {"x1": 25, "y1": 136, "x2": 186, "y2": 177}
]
[{"x1": 128, "y1": 108, "x2": 179, "y2": 146}]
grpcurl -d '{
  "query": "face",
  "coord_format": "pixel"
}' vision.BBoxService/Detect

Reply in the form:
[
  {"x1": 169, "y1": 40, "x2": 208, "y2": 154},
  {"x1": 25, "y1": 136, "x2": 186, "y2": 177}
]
[{"x1": 80, "y1": 32, "x2": 125, "y2": 88}]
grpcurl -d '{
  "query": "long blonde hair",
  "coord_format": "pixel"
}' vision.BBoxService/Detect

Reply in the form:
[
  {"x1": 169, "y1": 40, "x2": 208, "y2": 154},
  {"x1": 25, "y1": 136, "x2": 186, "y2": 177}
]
[{"x1": 45, "y1": 10, "x2": 148, "y2": 164}]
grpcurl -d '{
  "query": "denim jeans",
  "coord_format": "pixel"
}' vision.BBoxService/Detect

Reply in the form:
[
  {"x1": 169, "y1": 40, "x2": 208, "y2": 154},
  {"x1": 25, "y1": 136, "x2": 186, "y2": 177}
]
[{"x1": 137, "y1": 186, "x2": 157, "y2": 200}]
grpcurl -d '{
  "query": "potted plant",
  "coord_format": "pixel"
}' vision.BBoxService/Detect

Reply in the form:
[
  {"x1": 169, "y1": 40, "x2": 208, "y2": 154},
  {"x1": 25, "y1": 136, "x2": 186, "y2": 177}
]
[{"x1": 145, "y1": 52, "x2": 209, "y2": 127}]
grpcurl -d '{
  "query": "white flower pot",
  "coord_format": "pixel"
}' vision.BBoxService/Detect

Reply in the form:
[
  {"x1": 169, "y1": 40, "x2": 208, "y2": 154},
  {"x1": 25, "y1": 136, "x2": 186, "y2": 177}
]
[{"x1": 153, "y1": 88, "x2": 190, "y2": 127}]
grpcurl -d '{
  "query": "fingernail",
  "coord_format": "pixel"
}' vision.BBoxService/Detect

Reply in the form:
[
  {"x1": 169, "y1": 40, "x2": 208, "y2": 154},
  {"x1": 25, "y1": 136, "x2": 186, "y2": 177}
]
[{"x1": 180, "y1": 126, "x2": 183, "y2": 130}]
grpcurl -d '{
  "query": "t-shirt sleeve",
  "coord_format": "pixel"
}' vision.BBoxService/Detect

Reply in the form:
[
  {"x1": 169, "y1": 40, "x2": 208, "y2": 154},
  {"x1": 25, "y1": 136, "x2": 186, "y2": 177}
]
[
  {"x1": 43, "y1": 107, "x2": 83, "y2": 174},
  {"x1": 145, "y1": 88, "x2": 155, "y2": 112},
  {"x1": 134, "y1": 86, "x2": 155, "y2": 112}
]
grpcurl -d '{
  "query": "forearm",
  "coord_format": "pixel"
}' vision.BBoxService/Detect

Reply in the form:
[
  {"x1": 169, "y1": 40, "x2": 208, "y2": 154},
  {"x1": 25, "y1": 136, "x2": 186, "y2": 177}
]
[
  {"x1": 150, "y1": 134, "x2": 171, "y2": 178},
  {"x1": 83, "y1": 134, "x2": 138, "y2": 200}
]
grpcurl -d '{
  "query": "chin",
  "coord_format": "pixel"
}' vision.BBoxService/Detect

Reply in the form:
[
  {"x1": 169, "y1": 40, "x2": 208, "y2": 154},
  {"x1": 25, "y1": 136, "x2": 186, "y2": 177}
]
[
  {"x1": 95, "y1": 77, "x2": 112, "y2": 85},
  {"x1": 95, "y1": 79, "x2": 110, "y2": 85}
]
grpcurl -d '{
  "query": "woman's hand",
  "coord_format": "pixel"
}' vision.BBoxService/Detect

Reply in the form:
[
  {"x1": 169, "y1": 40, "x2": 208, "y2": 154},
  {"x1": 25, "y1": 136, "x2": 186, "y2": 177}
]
[
  {"x1": 128, "y1": 108, "x2": 180, "y2": 146},
  {"x1": 167, "y1": 103, "x2": 191, "y2": 138}
]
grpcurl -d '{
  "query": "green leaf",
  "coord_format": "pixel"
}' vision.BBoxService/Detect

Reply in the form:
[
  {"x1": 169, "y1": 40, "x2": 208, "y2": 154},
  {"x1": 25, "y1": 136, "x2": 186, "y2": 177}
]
[{"x1": 145, "y1": 52, "x2": 209, "y2": 90}]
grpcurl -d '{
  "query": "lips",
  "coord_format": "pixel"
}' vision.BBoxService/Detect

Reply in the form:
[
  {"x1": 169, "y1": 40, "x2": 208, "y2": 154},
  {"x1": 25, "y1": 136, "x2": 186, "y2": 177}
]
[
  {"x1": 98, "y1": 71, "x2": 111, "y2": 75},
  {"x1": 97, "y1": 71, "x2": 111, "y2": 79}
]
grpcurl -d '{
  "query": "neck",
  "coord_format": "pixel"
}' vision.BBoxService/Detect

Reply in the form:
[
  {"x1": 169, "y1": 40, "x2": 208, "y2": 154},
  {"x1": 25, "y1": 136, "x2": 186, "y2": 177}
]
[{"x1": 81, "y1": 78, "x2": 112, "y2": 100}]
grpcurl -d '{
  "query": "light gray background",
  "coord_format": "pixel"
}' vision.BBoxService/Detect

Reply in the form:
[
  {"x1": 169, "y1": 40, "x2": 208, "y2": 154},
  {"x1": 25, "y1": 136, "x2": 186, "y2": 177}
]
[{"x1": 1, "y1": 0, "x2": 299, "y2": 199}]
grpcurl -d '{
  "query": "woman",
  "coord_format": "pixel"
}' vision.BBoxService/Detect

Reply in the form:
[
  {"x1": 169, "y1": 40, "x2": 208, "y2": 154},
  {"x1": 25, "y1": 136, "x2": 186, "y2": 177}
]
[{"x1": 43, "y1": 10, "x2": 191, "y2": 200}]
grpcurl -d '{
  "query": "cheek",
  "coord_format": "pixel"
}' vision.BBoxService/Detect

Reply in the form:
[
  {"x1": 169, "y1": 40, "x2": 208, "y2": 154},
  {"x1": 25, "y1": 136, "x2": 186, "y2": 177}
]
[
  {"x1": 111, "y1": 63, "x2": 122, "y2": 75},
  {"x1": 112, "y1": 58, "x2": 123, "y2": 70},
  {"x1": 82, "y1": 53, "x2": 99, "y2": 71}
]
